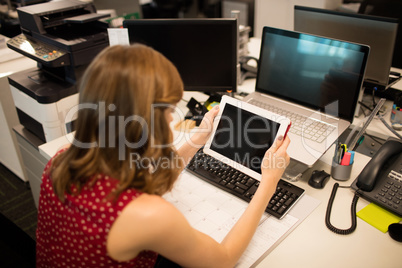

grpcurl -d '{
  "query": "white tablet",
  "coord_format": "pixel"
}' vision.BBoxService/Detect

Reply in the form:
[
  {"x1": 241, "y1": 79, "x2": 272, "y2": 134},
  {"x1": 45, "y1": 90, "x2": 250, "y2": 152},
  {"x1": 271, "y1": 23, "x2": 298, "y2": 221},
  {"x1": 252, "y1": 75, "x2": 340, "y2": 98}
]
[{"x1": 204, "y1": 95, "x2": 291, "y2": 181}]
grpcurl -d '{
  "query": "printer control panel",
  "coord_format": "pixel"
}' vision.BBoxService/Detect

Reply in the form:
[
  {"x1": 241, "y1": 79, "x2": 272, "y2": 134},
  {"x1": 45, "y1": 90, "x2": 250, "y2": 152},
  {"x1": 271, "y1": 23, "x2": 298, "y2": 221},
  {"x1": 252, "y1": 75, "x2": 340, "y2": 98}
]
[{"x1": 7, "y1": 34, "x2": 70, "y2": 67}]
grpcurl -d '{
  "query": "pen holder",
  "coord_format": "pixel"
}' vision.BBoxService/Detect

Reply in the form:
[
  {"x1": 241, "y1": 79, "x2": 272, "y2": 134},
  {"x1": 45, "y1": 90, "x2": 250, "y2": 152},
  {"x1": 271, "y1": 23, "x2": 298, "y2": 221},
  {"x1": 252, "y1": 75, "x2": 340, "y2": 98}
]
[
  {"x1": 331, "y1": 160, "x2": 353, "y2": 181},
  {"x1": 390, "y1": 107, "x2": 402, "y2": 125}
]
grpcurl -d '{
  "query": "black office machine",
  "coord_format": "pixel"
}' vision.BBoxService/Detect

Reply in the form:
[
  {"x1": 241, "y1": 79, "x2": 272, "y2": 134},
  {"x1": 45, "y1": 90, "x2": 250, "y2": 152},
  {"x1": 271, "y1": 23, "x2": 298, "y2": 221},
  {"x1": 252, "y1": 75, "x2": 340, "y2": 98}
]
[{"x1": 7, "y1": 0, "x2": 109, "y2": 142}]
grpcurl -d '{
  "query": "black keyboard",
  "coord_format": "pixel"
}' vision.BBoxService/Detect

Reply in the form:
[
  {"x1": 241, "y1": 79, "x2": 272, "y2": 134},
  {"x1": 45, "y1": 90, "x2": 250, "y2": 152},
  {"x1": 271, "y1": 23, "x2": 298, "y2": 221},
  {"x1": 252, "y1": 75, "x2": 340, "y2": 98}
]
[{"x1": 186, "y1": 150, "x2": 305, "y2": 219}]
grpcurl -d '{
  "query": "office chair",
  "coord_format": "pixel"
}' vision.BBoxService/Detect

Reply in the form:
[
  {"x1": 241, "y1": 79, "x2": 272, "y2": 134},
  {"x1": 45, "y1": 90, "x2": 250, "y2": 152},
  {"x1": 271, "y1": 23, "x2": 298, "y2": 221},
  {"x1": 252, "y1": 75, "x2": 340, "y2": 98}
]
[{"x1": 358, "y1": 0, "x2": 402, "y2": 69}]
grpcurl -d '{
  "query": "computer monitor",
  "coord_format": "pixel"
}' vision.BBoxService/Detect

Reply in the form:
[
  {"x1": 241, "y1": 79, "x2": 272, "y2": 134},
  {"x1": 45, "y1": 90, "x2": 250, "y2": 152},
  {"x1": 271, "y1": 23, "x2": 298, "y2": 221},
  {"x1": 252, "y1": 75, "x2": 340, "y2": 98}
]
[
  {"x1": 358, "y1": 0, "x2": 402, "y2": 69},
  {"x1": 222, "y1": 0, "x2": 254, "y2": 36},
  {"x1": 123, "y1": 18, "x2": 238, "y2": 93},
  {"x1": 294, "y1": 5, "x2": 399, "y2": 90}
]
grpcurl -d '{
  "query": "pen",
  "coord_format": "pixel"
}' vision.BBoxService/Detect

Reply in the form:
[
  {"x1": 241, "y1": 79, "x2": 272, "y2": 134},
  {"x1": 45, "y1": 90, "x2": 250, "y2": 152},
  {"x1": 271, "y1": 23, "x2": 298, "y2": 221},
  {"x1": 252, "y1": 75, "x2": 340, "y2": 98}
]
[
  {"x1": 340, "y1": 144, "x2": 347, "y2": 154},
  {"x1": 333, "y1": 142, "x2": 340, "y2": 163},
  {"x1": 337, "y1": 146, "x2": 344, "y2": 164},
  {"x1": 339, "y1": 144, "x2": 347, "y2": 164}
]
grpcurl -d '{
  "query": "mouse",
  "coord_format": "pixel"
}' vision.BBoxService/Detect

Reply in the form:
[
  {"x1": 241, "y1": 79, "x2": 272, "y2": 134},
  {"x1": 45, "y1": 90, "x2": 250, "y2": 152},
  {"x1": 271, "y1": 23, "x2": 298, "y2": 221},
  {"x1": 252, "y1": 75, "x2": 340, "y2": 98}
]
[
  {"x1": 388, "y1": 223, "x2": 402, "y2": 242},
  {"x1": 308, "y1": 170, "x2": 330, "y2": 189}
]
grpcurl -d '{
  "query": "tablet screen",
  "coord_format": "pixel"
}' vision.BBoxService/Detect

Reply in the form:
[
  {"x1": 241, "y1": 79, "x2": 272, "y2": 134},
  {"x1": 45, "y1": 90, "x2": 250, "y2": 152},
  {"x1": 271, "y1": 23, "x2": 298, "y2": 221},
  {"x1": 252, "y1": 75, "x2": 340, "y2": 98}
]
[{"x1": 209, "y1": 103, "x2": 280, "y2": 174}]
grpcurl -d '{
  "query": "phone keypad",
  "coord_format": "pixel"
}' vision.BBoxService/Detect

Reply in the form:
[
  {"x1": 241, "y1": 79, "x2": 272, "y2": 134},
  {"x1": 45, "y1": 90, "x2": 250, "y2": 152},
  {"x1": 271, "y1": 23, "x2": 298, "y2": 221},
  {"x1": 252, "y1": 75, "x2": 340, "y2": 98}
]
[{"x1": 374, "y1": 170, "x2": 402, "y2": 211}]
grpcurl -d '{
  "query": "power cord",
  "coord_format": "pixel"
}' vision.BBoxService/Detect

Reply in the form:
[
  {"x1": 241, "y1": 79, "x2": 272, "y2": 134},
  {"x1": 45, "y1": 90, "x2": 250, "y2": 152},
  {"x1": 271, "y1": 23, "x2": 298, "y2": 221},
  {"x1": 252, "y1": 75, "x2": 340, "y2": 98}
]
[
  {"x1": 325, "y1": 183, "x2": 360, "y2": 235},
  {"x1": 364, "y1": 132, "x2": 385, "y2": 146},
  {"x1": 358, "y1": 99, "x2": 402, "y2": 140},
  {"x1": 377, "y1": 114, "x2": 402, "y2": 139}
]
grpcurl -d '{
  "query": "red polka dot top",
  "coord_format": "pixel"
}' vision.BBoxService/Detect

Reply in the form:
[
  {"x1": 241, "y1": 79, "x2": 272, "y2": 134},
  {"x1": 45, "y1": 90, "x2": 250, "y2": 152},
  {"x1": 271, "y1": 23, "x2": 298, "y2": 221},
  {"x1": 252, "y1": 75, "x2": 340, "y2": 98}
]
[{"x1": 36, "y1": 152, "x2": 158, "y2": 268}]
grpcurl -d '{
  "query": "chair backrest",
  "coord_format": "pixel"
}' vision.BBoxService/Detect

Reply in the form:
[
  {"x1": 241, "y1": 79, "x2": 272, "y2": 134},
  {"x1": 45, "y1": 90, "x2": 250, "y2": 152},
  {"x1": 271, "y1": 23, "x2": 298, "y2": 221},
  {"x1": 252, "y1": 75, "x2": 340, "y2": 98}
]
[{"x1": 358, "y1": 0, "x2": 402, "y2": 69}]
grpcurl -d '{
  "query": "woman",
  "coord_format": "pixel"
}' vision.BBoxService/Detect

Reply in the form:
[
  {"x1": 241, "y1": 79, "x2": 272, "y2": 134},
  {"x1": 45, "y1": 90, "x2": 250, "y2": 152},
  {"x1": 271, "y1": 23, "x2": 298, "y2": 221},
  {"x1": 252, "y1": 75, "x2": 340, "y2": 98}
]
[{"x1": 36, "y1": 44, "x2": 290, "y2": 267}]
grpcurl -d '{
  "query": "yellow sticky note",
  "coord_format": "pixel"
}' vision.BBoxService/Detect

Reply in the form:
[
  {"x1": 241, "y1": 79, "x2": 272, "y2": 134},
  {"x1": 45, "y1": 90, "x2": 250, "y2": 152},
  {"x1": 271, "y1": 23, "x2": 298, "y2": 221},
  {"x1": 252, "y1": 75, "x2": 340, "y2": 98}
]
[{"x1": 357, "y1": 203, "x2": 402, "y2": 233}]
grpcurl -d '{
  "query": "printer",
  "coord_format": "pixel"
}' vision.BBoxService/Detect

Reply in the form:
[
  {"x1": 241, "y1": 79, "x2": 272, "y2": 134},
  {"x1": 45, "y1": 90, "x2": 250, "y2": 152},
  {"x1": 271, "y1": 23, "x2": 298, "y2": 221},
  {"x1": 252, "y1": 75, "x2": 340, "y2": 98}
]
[{"x1": 7, "y1": 0, "x2": 109, "y2": 142}]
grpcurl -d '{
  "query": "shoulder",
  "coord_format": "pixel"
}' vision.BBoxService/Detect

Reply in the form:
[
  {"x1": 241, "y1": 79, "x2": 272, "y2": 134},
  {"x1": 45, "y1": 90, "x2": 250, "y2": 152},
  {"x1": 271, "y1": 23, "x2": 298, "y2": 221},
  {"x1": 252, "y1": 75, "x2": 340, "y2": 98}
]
[
  {"x1": 121, "y1": 194, "x2": 194, "y2": 246},
  {"x1": 46, "y1": 146, "x2": 70, "y2": 170},
  {"x1": 110, "y1": 193, "x2": 184, "y2": 233},
  {"x1": 122, "y1": 194, "x2": 184, "y2": 226},
  {"x1": 107, "y1": 193, "x2": 187, "y2": 261}
]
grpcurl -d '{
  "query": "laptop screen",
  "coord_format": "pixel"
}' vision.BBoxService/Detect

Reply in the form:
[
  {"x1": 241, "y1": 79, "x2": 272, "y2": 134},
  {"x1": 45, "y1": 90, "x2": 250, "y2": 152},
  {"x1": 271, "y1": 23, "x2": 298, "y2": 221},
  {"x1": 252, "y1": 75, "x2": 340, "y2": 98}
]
[{"x1": 256, "y1": 27, "x2": 369, "y2": 122}]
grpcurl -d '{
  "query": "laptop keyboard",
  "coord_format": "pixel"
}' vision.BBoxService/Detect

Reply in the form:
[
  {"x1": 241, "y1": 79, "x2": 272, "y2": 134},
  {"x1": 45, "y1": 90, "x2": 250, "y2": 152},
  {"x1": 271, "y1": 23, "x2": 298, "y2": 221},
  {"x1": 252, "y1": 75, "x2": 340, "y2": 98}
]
[
  {"x1": 186, "y1": 149, "x2": 305, "y2": 219},
  {"x1": 249, "y1": 99, "x2": 335, "y2": 143}
]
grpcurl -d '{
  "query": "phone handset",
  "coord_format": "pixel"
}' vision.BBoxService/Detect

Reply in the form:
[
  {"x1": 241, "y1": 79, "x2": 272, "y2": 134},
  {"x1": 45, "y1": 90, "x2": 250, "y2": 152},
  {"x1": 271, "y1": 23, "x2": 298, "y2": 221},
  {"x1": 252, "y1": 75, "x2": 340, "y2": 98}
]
[{"x1": 356, "y1": 139, "x2": 402, "y2": 192}]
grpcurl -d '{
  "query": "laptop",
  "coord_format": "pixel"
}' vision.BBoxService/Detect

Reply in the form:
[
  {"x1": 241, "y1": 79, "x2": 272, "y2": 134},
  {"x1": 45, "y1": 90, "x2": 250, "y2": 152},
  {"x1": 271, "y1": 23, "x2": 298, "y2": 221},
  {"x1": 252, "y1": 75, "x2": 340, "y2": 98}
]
[{"x1": 243, "y1": 27, "x2": 370, "y2": 167}]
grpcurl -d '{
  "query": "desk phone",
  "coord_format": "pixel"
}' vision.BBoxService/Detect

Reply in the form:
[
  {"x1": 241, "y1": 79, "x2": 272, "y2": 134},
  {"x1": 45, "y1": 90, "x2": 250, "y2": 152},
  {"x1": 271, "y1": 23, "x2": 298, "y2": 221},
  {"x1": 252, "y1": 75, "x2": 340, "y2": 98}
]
[{"x1": 352, "y1": 138, "x2": 402, "y2": 217}]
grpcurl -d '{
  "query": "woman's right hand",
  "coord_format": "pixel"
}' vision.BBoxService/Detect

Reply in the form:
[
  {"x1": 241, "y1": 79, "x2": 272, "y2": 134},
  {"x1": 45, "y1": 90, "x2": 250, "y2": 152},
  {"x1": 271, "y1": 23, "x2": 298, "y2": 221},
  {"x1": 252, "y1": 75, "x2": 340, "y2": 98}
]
[{"x1": 260, "y1": 135, "x2": 291, "y2": 187}]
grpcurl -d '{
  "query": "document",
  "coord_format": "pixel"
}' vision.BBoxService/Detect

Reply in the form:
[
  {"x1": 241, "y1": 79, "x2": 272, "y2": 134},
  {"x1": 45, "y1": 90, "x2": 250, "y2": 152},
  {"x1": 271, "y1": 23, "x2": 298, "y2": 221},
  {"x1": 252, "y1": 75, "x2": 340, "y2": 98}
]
[
  {"x1": 107, "y1": 28, "x2": 130, "y2": 46},
  {"x1": 164, "y1": 171, "x2": 317, "y2": 267}
]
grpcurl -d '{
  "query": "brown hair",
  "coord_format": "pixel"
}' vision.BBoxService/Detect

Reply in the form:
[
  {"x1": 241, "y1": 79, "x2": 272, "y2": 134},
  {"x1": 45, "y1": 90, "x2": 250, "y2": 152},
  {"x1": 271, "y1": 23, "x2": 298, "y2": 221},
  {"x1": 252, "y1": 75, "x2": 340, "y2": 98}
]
[{"x1": 50, "y1": 44, "x2": 184, "y2": 201}]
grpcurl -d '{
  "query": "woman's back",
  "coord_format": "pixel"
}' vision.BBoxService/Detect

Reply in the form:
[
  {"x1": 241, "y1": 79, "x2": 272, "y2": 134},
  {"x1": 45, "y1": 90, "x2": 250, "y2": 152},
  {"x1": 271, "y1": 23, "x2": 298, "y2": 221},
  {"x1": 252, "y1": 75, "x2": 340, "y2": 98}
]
[{"x1": 36, "y1": 157, "x2": 158, "y2": 267}]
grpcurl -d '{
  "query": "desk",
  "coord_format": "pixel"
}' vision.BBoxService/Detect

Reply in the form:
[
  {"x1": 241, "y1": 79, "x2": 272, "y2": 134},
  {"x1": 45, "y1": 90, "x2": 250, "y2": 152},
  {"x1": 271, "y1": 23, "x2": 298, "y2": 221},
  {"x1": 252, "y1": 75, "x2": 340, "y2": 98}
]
[
  {"x1": 35, "y1": 35, "x2": 402, "y2": 266},
  {"x1": 38, "y1": 90, "x2": 401, "y2": 268},
  {"x1": 35, "y1": 37, "x2": 402, "y2": 267},
  {"x1": 391, "y1": 67, "x2": 402, "y2": 91},
  {"x1": 0, "y1": 36, "x2": 37, "y2": 181}
]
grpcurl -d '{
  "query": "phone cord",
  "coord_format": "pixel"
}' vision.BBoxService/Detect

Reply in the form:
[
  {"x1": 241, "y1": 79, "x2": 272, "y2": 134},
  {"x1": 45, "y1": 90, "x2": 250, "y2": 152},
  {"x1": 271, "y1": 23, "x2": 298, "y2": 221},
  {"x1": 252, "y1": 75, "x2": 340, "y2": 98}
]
[{"x1": 325, "y1": 183, "x2": 360, "y2": 235}]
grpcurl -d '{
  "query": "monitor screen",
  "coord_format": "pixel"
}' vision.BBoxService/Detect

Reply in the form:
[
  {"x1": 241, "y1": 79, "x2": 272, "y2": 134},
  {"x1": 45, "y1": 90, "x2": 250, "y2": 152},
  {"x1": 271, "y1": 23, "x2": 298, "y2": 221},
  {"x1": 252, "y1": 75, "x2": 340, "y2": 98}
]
[
  {"x1": 294, "y1": 5, "x2": 398, "y2": 88},
  {"x1": 123, "y1": 19, "x2": 238, "y2": 93},
  {"x1": 256, "y1": 27, "x2": 369, "y2": 122}
]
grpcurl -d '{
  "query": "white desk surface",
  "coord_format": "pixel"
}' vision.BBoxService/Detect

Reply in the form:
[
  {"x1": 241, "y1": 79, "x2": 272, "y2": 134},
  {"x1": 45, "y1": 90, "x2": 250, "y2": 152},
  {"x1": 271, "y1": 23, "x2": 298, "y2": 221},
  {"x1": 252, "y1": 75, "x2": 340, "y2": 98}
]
[
  {"x1": 0, "y1": 47, "x2": 36, "y2": 78},
  {"x1": 258, "y1": 149, "x2": 401, "y2": 268}
]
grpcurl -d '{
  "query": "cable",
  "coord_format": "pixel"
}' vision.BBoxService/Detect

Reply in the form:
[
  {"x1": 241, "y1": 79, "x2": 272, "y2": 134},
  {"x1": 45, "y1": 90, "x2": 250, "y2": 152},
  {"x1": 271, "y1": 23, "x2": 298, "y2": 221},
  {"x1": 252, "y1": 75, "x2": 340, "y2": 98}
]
[
  {"x1": 360, "y1": 106, "x2": 368, "y2": 117},
  {"x1": 377, "y1": 114, "x2": 402, "y2": 140},
  {"x1": 325, "y1": 183, "x2": 359, "y2": 235},
  {"x1": 358, "y1": 101, "x2": 373, "y2": 112},
  {"x1": 364, "y1": 133, "x2": 385, "y2": 146},
  {"x1": 372, "y1": 88, "x2": 377, "y2": 107}
]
